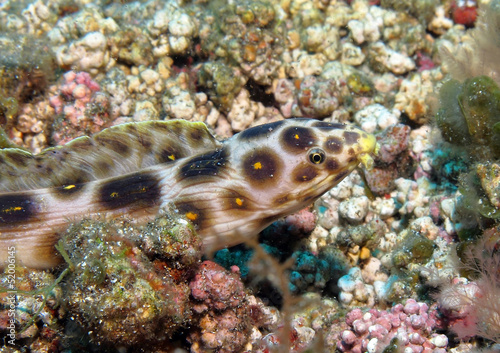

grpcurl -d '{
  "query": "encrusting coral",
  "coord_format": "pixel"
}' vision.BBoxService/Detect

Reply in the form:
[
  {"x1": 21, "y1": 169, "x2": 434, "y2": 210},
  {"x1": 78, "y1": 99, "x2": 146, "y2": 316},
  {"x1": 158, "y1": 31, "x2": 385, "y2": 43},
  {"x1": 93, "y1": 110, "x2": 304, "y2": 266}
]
[{"x1": 437, "y1": 227, "x2": 500, "y2": 344}]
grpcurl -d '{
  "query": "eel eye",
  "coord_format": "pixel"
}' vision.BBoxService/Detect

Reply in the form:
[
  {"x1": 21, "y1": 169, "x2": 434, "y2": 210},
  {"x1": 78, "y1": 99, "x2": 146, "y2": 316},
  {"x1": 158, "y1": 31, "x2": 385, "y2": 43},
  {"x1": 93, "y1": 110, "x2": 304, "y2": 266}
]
[{"x1": 309, "y1": 148, "x2": 325, "y2": 164}]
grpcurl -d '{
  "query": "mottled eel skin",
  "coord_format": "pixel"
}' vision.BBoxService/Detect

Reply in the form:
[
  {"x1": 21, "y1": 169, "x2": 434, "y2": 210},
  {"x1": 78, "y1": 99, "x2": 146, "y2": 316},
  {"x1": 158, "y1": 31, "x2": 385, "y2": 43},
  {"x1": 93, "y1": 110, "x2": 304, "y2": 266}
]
[{"x1": 0, "y1": 118, "x2": 377, "y2": 269}]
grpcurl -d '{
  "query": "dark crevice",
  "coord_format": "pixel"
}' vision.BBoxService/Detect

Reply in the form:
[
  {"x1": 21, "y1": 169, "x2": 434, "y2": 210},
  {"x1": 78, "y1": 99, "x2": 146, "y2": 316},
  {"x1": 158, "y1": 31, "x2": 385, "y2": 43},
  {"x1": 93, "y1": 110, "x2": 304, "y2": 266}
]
[{"x1": 244, "y1": 78, "x2": 276, "y2": 107}]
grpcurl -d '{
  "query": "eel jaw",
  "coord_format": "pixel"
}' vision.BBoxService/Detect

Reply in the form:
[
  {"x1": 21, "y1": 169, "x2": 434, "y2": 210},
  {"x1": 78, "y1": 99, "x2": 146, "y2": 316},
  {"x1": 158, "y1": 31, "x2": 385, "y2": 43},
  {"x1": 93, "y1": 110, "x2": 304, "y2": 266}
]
[
  {"x1": 358, "y1": 152, "x2": 375, "y2": 170},
  {"x1": 356, "y1": 133, "x2": 380, "y2": 171}
]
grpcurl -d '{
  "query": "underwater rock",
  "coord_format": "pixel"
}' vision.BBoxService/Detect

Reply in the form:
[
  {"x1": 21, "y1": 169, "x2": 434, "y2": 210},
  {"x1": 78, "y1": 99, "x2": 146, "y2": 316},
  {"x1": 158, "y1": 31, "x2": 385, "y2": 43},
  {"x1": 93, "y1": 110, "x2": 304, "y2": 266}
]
[
  {"x1": 49, "y1": 71, "x2": 112, "y2": 145},
  {"x1": 367, "y1": 42, "x2": 415, "y2": 75},
  {"x1": 435, "y1": 76, "x2": 500, "y2": 160},
  {"x1": 476, "y1": 162, "x2": 500, "y2": 209},
  {"x1": 197, "y1": 61, "x2": 247, "y2": 114},
  {"x1": 353, "y1": 104, "x2": 399, "y2": 134},
  {"x1": 0, "y1": 267, "x2": 63, "y2": 347},
  {"x1": 338, "y1": 267, "x2": 376, "y2": 308},
  {"x1": 395, "y1": 71, "x2": 440, "y2": 124},
  {"x1": 189, "y1": 261, "x2": 263, "y2": 353},
  {"x1": 0, "y1": 33, "x2": 55, "y2": 102},
  {"x1": 198, "y1": 0, "x2": 282, "y2": 86},
  {"x1": 391, "y1": 230, "x2": 434, "y2": 269},
  {"x1": 365, "y1": 124, "x2": 412, "y2": 195},
  {"x1": 273, "y1": 75, "x2": 345, "y2": 119},
  {"x1": 61, "y1": 214, "x2": 199, "y2": 346}
]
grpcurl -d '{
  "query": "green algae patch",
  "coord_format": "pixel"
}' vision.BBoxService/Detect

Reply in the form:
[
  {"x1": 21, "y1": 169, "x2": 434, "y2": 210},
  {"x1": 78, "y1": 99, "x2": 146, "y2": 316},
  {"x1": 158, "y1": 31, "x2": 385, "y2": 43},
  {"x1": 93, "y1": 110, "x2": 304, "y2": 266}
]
[
  {"x1": 391, "y1": 231, "x2": 434, "y2": 269},
  {"x1": 436, "y1": 76, "x2": 500, "y2": 161},
  {"x1": 0, "y1": 95, "x2": 18, "y2": 128}
]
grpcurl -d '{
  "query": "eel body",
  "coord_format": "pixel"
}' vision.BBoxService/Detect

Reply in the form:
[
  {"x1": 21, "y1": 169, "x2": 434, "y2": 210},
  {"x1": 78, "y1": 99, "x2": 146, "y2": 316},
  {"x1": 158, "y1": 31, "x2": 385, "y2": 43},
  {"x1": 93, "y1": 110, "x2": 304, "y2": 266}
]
[{"x1": 0, "y1": 118, "x2": 378, "y2": 269}]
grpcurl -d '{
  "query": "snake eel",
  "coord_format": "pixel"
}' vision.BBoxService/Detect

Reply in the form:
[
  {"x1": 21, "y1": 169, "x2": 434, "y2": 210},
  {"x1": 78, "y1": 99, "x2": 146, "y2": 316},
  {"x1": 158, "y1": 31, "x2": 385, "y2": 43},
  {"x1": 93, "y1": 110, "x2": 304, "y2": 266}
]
[{"x1": 0, "y1": 118, "x2": 378, "y2": 269}]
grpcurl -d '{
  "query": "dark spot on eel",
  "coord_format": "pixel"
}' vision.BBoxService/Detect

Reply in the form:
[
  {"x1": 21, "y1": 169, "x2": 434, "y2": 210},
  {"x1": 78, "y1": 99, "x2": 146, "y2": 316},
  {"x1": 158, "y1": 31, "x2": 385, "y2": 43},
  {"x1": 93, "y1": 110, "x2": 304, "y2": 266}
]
[
  {"x1": 238, "y1": 120, "x2": 285, "y2": 140},
  {"x1": 343, "y1": 131, "x2": 360, "y2": 145},
  {"x1": 326, "y1": 158, "x2": 340, "y2": 171},
  {"x1": 281, "y1": 126, "x2": 317, "y2": 152},
  {"x1": 242, "y1": 148, "x2": 281, "y2": 186},
  {"x1": 98, "y1": 171, "x2": 161, "y2": 209},
  {"x1": 174, "y1": 201, "x2": 204, "y2": 228},
  {"x1": 180, "y1": 148, "x2": 228, "y2": 178},
  {"x1": 311, "y1": 121, "x2": 345, "y2": 130},
  {"x1": 324, "y1": 136, "x2": 343, "y2": 154},
  {"x1": 293, "y1": 166, "x2": 318, "y2": 182},
  {"x1": 53, "y1": 179, "x2": 86, "y2": 199},
  {"x1": 0, "y1": 193, "x2": 36, "y2": 224}
]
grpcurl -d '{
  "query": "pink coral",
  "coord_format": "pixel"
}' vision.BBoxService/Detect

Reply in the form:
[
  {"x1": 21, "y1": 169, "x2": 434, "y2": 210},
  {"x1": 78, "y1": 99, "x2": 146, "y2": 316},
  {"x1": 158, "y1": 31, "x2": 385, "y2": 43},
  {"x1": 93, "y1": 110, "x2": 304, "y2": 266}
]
[
  {"x1": 337, "y1": 299, "x2": 448, "y2": 353},
  {"x1": 188, "y1": 261, "x2": 262, "y2": 353},
  {"x1": 438, "y1": 231, "x2": 500, "y2": 343},
  {"x1": 49, "y1": 71, "x2": 112, "y2": 144},
  {"x1": 190, "y1": 260, "x2": 246, "y2": 312},
  {"x1": 416, "y1": 52, "x2": 436, "y2": 72}
]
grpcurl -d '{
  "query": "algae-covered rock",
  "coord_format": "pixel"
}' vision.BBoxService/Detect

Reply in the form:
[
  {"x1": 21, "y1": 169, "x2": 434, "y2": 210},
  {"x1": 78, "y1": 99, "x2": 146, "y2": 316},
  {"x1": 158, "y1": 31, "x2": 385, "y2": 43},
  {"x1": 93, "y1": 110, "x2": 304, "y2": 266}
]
[
  {"x1": 477, "y1": 162, "x2": 500, "y2": 210},
  {"x1": 197, "y1": 61, "x2": 247, "y2": 112},
  {"x1": 62, "y1": 212, "x2": 202, "y2": 347},
  {"x1": 0, "y1": 95, "x2": 18, "y2": 127},
  {"x1": 456, "y1": 168, "x2": 500, "y2": 226},
  {"x1": 0, "y1": 33, "x2": 55, "y2": 102},
  {"x1": 436, "y1": 76, "x2": 500, "y2": 160},
  {"x1": 391, "y1": 231, "x2": 434, "y2": 268}
]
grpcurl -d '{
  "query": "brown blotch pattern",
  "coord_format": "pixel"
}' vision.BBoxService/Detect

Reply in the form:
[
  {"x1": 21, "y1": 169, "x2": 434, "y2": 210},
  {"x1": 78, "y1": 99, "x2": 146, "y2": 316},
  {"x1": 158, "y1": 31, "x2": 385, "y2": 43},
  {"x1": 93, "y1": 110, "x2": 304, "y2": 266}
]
[
  {"x1": 4, "y1": 150, "x2": 32, "y2": 167},
  {"x1": 190, "y1": 129, "x2": 203, "y2": 141},
  {"x1": 66, "y1": 137, "x2": 95, "y2": 150},
  {"x1": 94, "y1": 135, "x2": 131, "y2": 157},
  {"x1": 326, "y1": 158, "x2": 340, "y2": 171},
  {"x1": 52, "y1": 178, "x2": 86, "y2": 199},
  {"x1": 137, "y1": 131, "x2": 153, "y2": 149},
  {"x1": 158, "y1": 143, "x2": 182, "y2": 163},
  {"x1": 293, "y1": 166, "x2": 318, "y2": 182},
  {"x1": 273, "y1": 194, "x2": 289, "y2": 205},
  {"x1": 324, "y1": 136, "x2": 343, "y2": 154},
  {"x1": 96, "y1": 160, "x2": 115, "y2": 175},
  {"x1": 348, "y1": 147, "x2": 355, "y2": 156},
  {"x1": 343, "y1": 131, "x2": 360, "y2": 145},
  {"x1": 281, "y1": 126, "x2": 317, "y2": 152},
  {"x1": 164, "y1": 120, "x2": 184, "y2": 135},
  {"x1": 174, "y1": 201, "x2": 204, "y2": 228},
  {"x1": 124, "y1": 123, "x2": 138, "y2": 135},
  {"x1": 0, "y1": 193, "x2": 37, "y2": 224},
  {"x1": 242, "y1": 148, "x2": 281, "y2": 186}
]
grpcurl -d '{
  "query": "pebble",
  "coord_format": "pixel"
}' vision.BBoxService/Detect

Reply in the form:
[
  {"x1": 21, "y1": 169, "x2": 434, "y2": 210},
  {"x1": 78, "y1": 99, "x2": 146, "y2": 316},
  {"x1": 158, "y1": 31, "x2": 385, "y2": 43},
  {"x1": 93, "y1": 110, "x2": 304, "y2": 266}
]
[{"x1": 339, "y1": 196, "x2": 370, "y2": 224}]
